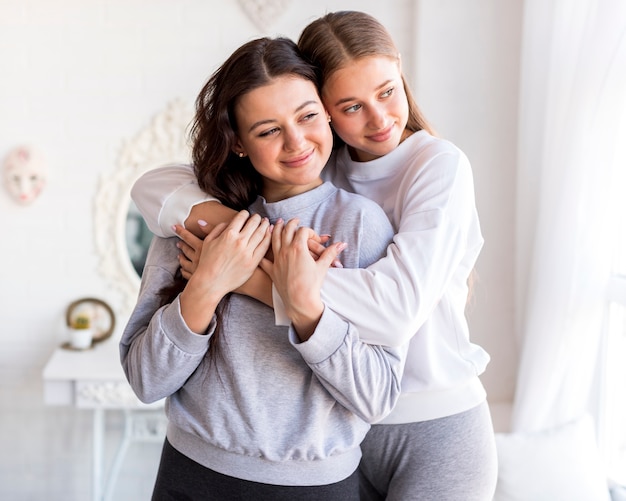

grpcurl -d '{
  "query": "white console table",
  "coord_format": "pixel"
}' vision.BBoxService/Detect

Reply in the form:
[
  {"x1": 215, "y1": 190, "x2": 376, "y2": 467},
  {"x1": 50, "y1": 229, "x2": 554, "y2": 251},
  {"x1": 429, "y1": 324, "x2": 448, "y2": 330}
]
[{"x1": 42, "y1": 339, "x2": 165, "y2": 501}]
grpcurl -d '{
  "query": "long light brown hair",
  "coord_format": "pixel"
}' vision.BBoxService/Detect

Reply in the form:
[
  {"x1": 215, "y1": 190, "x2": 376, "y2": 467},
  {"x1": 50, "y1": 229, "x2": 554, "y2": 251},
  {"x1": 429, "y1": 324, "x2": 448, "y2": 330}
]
[
  {"x1": 297, "y1": 10, "x2": 436, "y2": 140},
  {"x1": 298, "y1": 12, "x2": 479, "y2": 300}
]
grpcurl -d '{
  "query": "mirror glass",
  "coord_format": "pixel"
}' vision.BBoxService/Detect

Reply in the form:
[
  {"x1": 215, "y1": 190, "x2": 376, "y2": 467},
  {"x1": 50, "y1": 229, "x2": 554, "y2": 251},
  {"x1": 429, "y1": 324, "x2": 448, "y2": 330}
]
[
  {"x1": 125, "y1": 200, "x2": 152, "y2": 277},
  {"x1": 94, "y1": 99, "x2": 194, "y2": 315}
]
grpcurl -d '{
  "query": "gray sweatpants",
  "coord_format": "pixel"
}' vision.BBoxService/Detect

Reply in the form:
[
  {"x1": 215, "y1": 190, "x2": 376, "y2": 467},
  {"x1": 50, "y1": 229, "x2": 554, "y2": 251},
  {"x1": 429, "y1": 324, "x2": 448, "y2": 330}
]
[{"x1": 358, "y1": 401, "x2": 498, "y2": 501}]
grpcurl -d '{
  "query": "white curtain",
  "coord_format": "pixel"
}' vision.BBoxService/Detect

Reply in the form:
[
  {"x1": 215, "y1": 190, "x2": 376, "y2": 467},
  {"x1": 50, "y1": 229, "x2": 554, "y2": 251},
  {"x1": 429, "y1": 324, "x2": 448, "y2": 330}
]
[{"x1": 512, "y1": 0, "x2": 626, "y2": 433}]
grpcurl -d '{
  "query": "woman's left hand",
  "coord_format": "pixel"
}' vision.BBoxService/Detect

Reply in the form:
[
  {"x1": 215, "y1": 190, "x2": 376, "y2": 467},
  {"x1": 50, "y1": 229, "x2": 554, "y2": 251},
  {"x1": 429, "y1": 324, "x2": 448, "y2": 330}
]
[
  {"x1": 180, "y1": 211, "x2": 271, "y2": 333},
  {"x1": 261, "y1": 218, "x2": 346, "y2": 341}
]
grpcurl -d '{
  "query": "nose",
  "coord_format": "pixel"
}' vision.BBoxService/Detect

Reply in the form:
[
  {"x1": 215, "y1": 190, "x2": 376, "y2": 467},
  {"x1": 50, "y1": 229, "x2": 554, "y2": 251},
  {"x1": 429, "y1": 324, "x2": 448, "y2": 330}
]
[
  {"x1": 283, "y1": 126, "x2": 306, "y2": 152},
  {"x1": 367, "y1": 104, "x2": 386, "y2": 129}
]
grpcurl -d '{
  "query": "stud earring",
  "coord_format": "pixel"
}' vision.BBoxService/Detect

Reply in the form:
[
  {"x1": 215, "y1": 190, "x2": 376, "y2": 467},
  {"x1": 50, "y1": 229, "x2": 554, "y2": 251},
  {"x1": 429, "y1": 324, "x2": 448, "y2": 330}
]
[
  {"x1": 327, "y1": 116, "x2": 332, "y2": 123},
  {"x1": 238, "y1": 152, "x2": 245, "y2": 158}
]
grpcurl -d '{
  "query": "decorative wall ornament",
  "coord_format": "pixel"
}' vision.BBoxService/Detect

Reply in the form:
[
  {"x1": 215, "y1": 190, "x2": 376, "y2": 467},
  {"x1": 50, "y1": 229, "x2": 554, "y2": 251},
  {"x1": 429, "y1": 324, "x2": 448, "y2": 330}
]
[
  {"x1": 94, "y1": 99, "x2": 194, "y2": 315},
  {"x1": 2, "y1": 145, "x2": 47, "y2": 205},
  {"x1": 236, "y1": 0, "x2": 292, "y2": 32}
]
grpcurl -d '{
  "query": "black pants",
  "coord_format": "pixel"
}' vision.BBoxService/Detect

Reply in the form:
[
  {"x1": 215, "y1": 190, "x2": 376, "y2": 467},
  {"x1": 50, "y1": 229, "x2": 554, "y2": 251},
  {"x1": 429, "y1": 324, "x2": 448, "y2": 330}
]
[{"x1": 151, "y1": 438, "x2": 359, "y2": 501}]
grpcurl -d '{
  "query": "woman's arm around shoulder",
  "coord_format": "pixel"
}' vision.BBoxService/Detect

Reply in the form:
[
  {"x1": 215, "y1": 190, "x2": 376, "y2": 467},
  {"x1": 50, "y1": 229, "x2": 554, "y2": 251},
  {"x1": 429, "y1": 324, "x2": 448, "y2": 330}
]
[
  {"x1": 130, "y1": 163, "x2": 235, "y2": 238},
  {"x1": 322, "y1": 145, "x2": 483, "y2": 347}
]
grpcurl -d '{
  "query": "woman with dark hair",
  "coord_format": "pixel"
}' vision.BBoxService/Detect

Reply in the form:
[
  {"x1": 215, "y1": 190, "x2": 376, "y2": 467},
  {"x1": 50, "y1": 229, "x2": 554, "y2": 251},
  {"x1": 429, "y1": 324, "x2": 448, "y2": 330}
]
[
  {"x1": 131, "y1": 11, "x2": 497, "y2": 500},
  {"x1": 120, "y1": 37, "x2": 404, "y2": 500}
]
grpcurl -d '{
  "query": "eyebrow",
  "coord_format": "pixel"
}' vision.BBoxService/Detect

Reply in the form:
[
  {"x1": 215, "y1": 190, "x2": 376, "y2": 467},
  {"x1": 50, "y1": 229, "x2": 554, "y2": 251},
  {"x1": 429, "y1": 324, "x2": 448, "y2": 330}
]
[
  {"x1": 248, "y1": 100, "x2": 320, "y2": 133},
  {"x1": 332, "y1": 79, "x2": 395, "y2": 107}
]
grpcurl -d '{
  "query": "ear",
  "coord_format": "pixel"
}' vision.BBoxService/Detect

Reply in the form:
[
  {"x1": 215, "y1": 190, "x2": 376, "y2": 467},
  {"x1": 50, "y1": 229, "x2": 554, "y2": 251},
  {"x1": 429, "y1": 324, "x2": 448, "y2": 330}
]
[
  {"x1": 232, "y1": 139, "x2": 246, "y2": 158},
  {"x1": 323, "y1": 107, "x2": 332, "y2": 123}
]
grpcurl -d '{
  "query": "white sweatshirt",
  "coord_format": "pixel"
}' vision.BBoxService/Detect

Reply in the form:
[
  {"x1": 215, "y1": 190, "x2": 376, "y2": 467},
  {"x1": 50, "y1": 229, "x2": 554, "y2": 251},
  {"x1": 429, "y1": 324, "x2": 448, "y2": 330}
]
[{"x1": 130, "y1": 130, "x2": 490, "y2": 424}]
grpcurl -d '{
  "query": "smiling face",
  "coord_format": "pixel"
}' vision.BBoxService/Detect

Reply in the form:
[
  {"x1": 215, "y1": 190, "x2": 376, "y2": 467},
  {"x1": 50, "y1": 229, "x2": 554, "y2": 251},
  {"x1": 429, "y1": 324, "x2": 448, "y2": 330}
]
[
  {"x1": 322, "y1": 55, "x2": 411, "y2": 162},
  {"x1": 233, "y1": 75, "x2": 332, "y2": 202}
]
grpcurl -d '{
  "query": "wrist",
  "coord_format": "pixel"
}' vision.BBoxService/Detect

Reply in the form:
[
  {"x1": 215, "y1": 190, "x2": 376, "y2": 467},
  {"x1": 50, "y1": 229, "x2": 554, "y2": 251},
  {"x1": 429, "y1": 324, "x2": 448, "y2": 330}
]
[
  {"x1": 289, "y1": 303, "x2": 324, "y2": 342},
  {"x1": 179, "y1": 278, "x2": 224, "y2": 334}
]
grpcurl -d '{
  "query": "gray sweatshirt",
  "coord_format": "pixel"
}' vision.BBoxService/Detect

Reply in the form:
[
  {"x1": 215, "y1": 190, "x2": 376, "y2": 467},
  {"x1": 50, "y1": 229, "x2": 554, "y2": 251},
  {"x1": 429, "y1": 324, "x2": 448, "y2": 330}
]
[{"x1": 120, "y1": 181, "x2": 405, "y2": 486}]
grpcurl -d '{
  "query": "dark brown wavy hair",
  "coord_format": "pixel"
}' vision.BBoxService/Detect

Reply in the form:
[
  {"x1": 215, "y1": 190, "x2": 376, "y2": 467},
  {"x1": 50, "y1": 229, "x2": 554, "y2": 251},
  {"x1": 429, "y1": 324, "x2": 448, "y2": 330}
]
[
  {"x1": 298, "y1": 10, "x2": 436, "y2": 143},
  {"x1": 160, "y1": 37, "x2": 321, "y2": 353},
  {"x1": 189, "y1": 37, "x2": 319, "y2": 209}
]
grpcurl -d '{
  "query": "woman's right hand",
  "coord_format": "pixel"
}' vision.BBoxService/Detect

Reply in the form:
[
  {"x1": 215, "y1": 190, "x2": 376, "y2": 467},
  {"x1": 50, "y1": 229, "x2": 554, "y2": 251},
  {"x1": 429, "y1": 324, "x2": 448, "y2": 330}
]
[{"x1": 179, "y1": 210, "x2": 271, "y2": 333}]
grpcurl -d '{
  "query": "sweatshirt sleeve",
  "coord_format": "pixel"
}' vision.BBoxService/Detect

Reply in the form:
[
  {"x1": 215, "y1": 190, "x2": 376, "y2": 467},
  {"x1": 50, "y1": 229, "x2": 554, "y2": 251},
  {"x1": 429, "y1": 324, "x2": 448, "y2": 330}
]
[
  {"x1": 290, "y1": 306, "x2": 407, "y2": 423},
  {"x1": 288, "y1": 192, "x2": 405, "y2": 424},
  {"x1": 130, "y1": 164, "x2": 218, "y2": 238},
  {"x1": 119, "y1": 237, "x2": 215, "y2": 403},
  {"x1": 320, "y1": 149, "x2": 483, "y2": 348}
]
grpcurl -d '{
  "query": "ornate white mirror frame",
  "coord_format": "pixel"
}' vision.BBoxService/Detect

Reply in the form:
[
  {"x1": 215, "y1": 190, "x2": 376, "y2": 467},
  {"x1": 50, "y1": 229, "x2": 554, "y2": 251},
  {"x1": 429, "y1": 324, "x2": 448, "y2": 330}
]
[{"x1": 94, "y1": 99, "x2": 194, "y2": 315}]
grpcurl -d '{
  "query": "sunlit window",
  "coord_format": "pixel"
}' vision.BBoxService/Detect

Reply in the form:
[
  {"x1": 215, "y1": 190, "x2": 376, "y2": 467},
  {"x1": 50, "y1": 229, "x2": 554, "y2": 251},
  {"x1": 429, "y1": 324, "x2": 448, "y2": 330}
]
[{"x1": 598, "y1": 116, "x2": 626, "y2": 485}]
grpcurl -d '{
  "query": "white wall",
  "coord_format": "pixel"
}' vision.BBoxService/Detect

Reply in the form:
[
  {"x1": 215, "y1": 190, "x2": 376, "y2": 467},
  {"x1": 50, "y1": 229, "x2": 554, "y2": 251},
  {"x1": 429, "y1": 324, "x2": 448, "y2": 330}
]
[
  {"x1": 0, "y1": 0, "x2": 521, "y2": 498},
  {"x1": 413, "y1": 0, "x2": 523, "y2": 404}
]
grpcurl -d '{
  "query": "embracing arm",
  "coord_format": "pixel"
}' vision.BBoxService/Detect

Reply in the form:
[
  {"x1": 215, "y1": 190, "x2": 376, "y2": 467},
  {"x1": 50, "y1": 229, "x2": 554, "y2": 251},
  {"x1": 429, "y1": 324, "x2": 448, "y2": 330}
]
[
  {"x1": 320, "y1": 150, "x2": 483, "y2": 347},
  {"x1": 131, "y1": 165, "x2": 338, "y2": 309},
  {"x1": 130, "y1": 163, "x2": 237, "y2": 238},
  {"x1": 131, "y1": 164, "x2": 272, "y2": 300},
  {"x1": 272, "y1": 149, "x2": 484, "y2": 348}
]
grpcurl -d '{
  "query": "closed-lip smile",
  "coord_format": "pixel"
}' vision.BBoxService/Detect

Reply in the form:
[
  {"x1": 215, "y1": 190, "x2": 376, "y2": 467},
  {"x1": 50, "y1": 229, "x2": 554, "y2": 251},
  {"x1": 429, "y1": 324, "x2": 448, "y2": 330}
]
[
  {"x1": 366, "y1": 123, "x2": 395, "y2": 142},
  {"x1": 283, "y1": 149, "x2": 314, "y2": 167}
]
